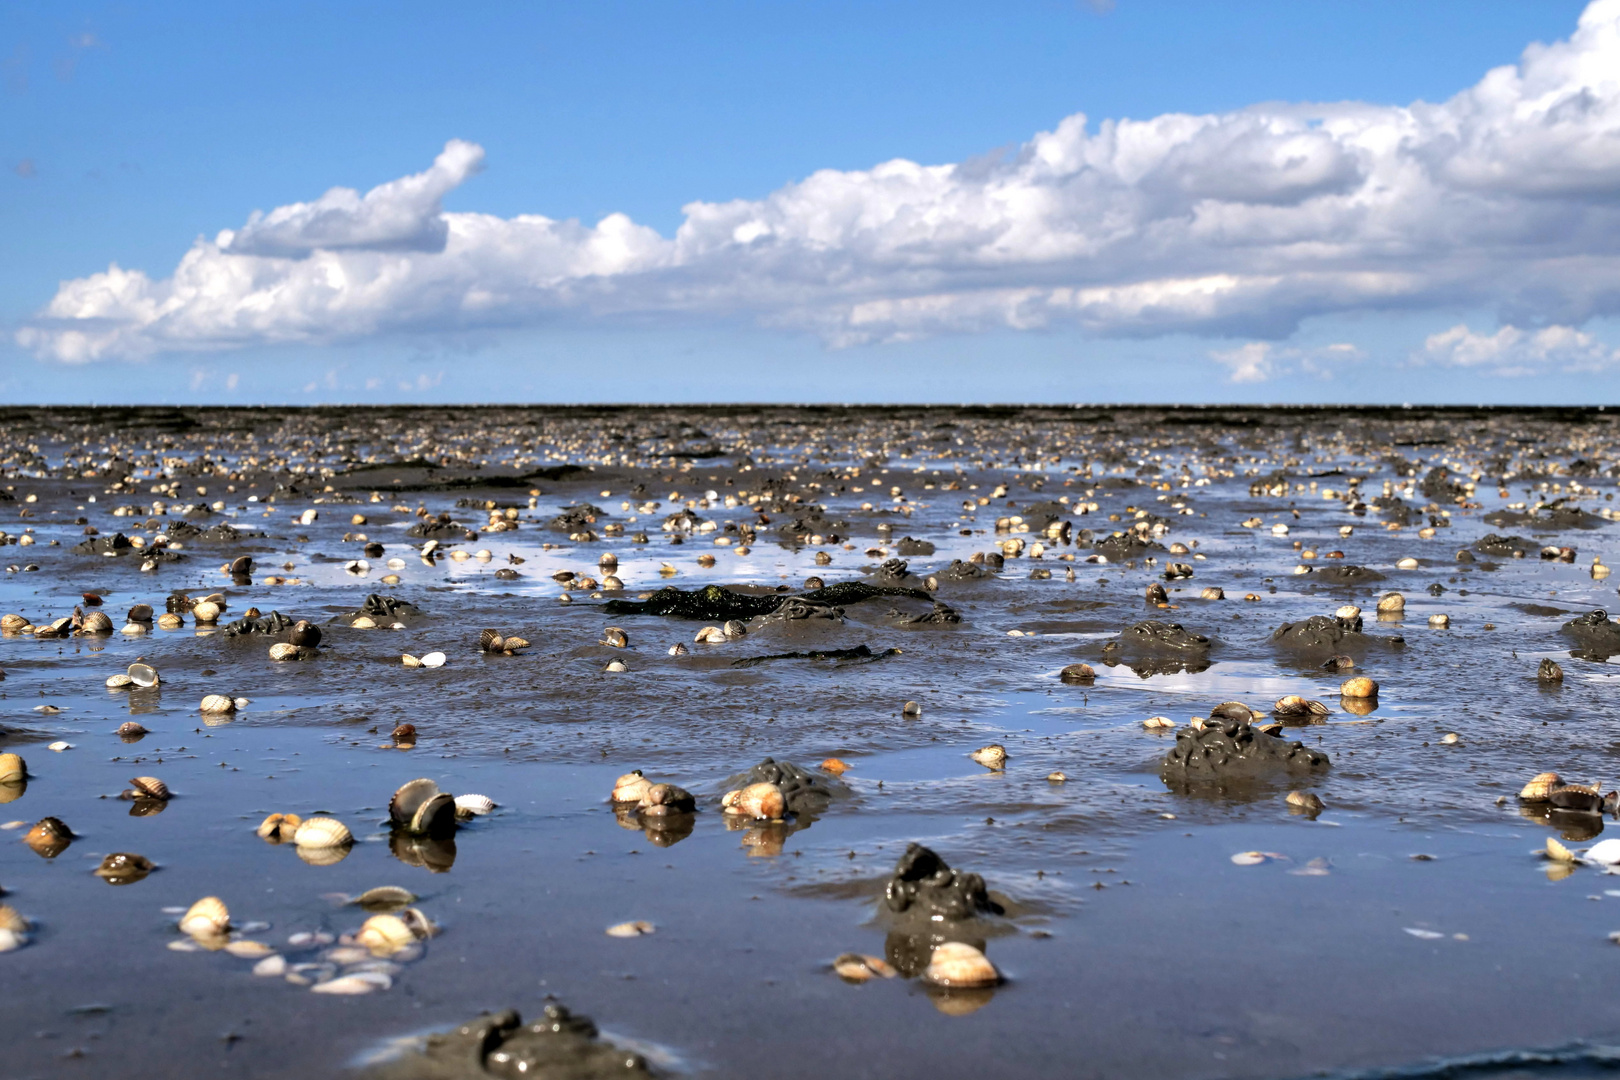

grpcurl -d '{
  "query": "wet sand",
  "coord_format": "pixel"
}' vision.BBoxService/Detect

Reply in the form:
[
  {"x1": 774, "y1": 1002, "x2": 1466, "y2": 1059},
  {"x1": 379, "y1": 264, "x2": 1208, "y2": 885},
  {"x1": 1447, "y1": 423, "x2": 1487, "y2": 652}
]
[{"x1": 2, "y1": 405, "x2": 1619, "y2": 1079}]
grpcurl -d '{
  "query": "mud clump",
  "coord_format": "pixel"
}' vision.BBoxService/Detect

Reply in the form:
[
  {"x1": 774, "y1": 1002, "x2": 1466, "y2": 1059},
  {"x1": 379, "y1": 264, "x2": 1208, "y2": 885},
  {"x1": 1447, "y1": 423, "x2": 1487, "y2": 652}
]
[
  {"x1": 1094, "y1": 533, "x2": 1163, "y2": 561},
  {"x1": 223, "y1": 610, "x2": 299, "y2": 637},
  {"x1": 1271, "y1": 614, "x2": 1398, "y2": 653},
  {"x1": 756, "y1": 597, "x2": 844, "y2": 622},
  {"x1": 1476, "y1": 533, "x2": 1533, "y2": 557},
  {"x1": 364, "y1": 1005, "x2": 653, "y2": 1079},
  {"x1": 603, "y1": 581, "x2": 930, "y2": 620},
  {"x1": 731, "y1": 644, "x2": 900, "y2": 667},
  {"x1": 884, "y1": 842, "x2": 1003, "y2": 921},
  {"x1": 1160, "y1": 717, "x2": 1330, "y2": 782},
  {"x1": 1562, "y1": 609, "x2": 1620, "y2": 656},
  {"x1": 1104, "y1": 619, "x2": 1211, "y2": 654},
  {"x1": 1308, "y1": 564, "x2": 1386, "y2": 586},
  {"x1": 346, "y1": 594, "x2": 423, "y2": 620}
]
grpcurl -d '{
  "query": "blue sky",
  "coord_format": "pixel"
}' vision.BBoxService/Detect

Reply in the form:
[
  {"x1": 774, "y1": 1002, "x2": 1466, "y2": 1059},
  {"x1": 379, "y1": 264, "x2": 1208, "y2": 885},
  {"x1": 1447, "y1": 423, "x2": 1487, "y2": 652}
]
[{"x1": 4, "y1": 0, "x2": 1617, "y2": 404}]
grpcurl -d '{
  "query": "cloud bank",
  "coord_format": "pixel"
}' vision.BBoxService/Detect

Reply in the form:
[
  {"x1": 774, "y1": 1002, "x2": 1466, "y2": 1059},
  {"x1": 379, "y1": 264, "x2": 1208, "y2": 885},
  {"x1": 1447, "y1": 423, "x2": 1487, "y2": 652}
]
[{"x1": 20, "y1": 0, "x2": 1620, "y2": 362}]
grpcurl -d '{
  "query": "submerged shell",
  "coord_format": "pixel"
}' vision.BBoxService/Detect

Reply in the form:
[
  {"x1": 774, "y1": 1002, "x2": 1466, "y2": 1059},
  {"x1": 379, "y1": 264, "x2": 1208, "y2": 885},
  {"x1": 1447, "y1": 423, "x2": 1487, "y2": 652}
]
[
  {"x1": 924, "y1": 942, "x2": 1001, "y2": 988},
  {"x1": 180, "y1": 896, "x2": 230, "y2": 937},
  {"x1": 970, "y1": 744, "x2": 1007, "y2": 769},
  {"x1": 117, "y1": 722, "x2": 147, "y2": 738},
  {"x1": 1058, "y1": 663, "x2": 1096, "y2": 684},
  {"x1": 833, "y1": 953, "x2": 897, "y2": 982},
  {"x1": 0, "y1": 753, "x2": 24, "y2": 783},
  {"x1": 199, "y1": 694, "x2": 236, "y2": 714},
  {"x1": 292, "y1": 816, "x2": 353, "y2": 849},
  {"x1": 268, "y1": 642, "x2": 301, "y2": 661},
  {"x1": 721, "y1": 782, "x2": 786, "y2": 820},
  {"x1": 1520, "y1": 771, "x2": 1562, "y2": 802},
  {"x1": 611, "y1": 771, "x2": 652, "y2": 804}
]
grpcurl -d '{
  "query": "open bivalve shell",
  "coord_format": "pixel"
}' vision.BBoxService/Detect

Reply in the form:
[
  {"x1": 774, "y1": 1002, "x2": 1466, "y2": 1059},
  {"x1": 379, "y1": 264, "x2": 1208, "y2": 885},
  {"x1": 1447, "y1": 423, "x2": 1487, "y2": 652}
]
[
  {"x1": 127, "y1": 662, "x2": 159, "y2": 688},
  {"x1": 257, "y1": 813, "x2": 303, "y2": 842},
  {"x1": 389, "y1": 779, "x2": 458, "y2": 836}
]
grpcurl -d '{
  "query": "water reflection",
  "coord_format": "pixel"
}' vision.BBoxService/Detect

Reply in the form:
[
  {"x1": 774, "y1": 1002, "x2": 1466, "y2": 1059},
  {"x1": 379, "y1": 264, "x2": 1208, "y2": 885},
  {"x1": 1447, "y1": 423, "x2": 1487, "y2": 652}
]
[
  {"x1": 1518, "y1": 802, "x2": 1606, "y2": 842},
  {"x1": 612, "y1": 807, "x2": 695, "y2": 847},
  {"x1": 0, "y1": 779, "x2": 25, "y2": 804},
  {"x1": 389, "y1": 829, "x2": 457, "y2": 872}
]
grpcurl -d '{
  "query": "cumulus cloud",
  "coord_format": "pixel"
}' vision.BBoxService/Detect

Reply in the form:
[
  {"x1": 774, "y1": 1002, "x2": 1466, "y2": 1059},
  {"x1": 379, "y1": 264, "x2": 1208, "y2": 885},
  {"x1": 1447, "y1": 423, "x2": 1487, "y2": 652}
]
[
  {"x1": 20, "y1": 0, "x2": 1620, "y2": 362},
  {"x1": 1419, "y1": 323, "x2": 1620, "y2": 375},
  {"x1": 1210, "y1": 341, "x2": 1362, "y2": 383}
]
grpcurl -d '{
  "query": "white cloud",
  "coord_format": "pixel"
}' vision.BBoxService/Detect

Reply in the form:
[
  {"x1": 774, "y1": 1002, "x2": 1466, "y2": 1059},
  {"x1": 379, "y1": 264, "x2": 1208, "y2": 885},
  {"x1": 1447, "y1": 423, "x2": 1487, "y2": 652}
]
[
  {"x1": 20, "y1": 0, "x2": 1620, "y2": 362},
  {"x1": 1419, "y1": 322, "x2": 1620, "y2": 375},
  {"x1": 1210, "y1": 340, "x2": 1362, "y2": 383}
]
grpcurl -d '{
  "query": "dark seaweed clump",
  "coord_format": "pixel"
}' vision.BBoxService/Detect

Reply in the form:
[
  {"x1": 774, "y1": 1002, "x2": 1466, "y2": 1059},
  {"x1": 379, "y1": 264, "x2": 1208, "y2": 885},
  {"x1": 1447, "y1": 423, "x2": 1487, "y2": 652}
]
[
  {"x1": 883, "y1": 842, "x2": 1002, "y2": 921},
  {"x1": 1160, "y1": 718, "x2": 1331, "y2": 781}
]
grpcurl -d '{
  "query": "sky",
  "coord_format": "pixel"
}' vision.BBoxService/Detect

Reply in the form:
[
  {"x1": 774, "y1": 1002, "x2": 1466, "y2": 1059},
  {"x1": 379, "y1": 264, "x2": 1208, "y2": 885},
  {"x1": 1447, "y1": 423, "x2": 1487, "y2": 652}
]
[{"x1": 4, "y1": 0, "x2": 1619, "y2": 405}]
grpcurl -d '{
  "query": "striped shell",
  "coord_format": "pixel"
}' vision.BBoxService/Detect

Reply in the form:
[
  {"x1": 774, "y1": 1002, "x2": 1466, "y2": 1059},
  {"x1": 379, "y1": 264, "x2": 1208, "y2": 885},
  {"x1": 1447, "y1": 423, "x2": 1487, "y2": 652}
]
[
  {"x1": 499, "y1": 636, "x2": 530, "y2": 653},
  {"x1": 81, "y1": 611, "x2": 113, "y2": 633},
  {"x1": 970, "y1": 744, "x2": 1007, "y2": 769},
  {"x1": 1520, "y1": 772, "x2": 1562, "y2": 802},
  {"x1": 721, "y1": 782, "x2": 786, "y2": 820},
  {"x1": 0, "y1": 753, "x2": 26, "y2": 783},
  {"x1": 453, "y1": 793, "x2": 496, "y2": 817},
  {"x1": 0, "y1": 614, "x2": 26, "y2": 631},
  {"x1": 478, "y1": 629, "x2": 503, "y2": 652},
  {"x1": 268, "y1": 642, "x2": 300, "y2": 661},
  {"x1": 401, "y1": 654, "x2": 422, "y2": 667},
  {"x1": 106, "y1": 673, "x2": 134, "y2": 688},
  {"x1": 611, "y1": 771, "x2": 652, "y2": 804},
  {"x1": 834, "y1": 952, "x2": 897, "y2": 982},
  {"x1": 129, "y1": 776, "x2": 170, "y2": 800},
  {"x1": 1339, "y1": 677, "x2": 1378, "y2": 699},
  {"x1": 0, "y1": 904, "x2": 30, "y2": 933},
  {"x1": 292, "y1": 816, "x2": 353, "y2": 848},
  {"x1": 179, "y1": 896, "x2": 230, "y2": 937},
  {"x1": 923, "y1": 942, "x2": 1001, "y2": 988},
  {"x1": 1548, "y1": 784, "x2": 1608, "y2": 813},
  {"x1": 191, "y1": 601, "x2": 221, "y2": 623},
  {"x1": 199, "y1": 694, "x2": 235, "y2": 714}
]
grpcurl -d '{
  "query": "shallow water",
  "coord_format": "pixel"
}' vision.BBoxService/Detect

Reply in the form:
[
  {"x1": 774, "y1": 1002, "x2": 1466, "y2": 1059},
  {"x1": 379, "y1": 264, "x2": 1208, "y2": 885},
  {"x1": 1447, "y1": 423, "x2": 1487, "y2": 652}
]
[{"x1": 2, "y1": 405, "x2": 1620, "y2": 1078}]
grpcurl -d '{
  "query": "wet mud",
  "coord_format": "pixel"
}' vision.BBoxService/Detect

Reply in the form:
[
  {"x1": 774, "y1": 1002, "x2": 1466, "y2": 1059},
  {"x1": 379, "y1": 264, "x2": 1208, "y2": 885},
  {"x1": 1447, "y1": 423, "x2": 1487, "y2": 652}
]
[{"x1": 2, "y1": 404, "x2": 1620, "y2": 1079}]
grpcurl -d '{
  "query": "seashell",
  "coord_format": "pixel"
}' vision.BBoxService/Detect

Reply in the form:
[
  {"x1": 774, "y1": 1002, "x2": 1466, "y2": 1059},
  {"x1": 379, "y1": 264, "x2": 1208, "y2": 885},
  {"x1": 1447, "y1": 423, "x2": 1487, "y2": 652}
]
[
  {"x1": 121, "y1": 623, "x2": 147, "y2": 635},
  {"x1": 1548, "y1": 784, "x2": 1612, "y2": 813},
  {"x1": 389, "y1": 779, "x2": 457, "y2": 836},
  {"x1": 93, "y1": 851, "x2": 155, "y2": 884},
  {"x1": 292, "y1": 816, "x2": 353, "y2": 849},
  {"x1": 296, "y1": 843, "x2": 352, "y2": 867},
  {"x1": 1545, "y1": 836, "x2": 1577, "y2": 863},
  {"x1": 605, "y1": 920, "x2": 654, "y2": 938},
  {"x1": 833, "y1": 953, "x2": 897, "y2": 982},
  {"x1": 667, "y1": 642, "x2": 689, "y2": 656},
  {"x1": 1200, "y1": 586, "x2": 1225, "y2": 600},
  {"x1": 1047, "y1": 770, "x2": 1068, "y2": 782},
  {"x1": 612, "y1": 770, "x2": 653, "y2": 804},
  {"x1": 1538, "y1": 659, "x2": 1564, "y2": 683},
  {"x1": 157, "y1": 612, "x2": 184, "y2": 629},
  {"x1": 694, "y1": 625, "x2": 727, "y2": 644},
  {"x1": 257, "y1": 813, "x2": 302, "y2": 841},
  {"x1": 1059, "y1": 663, "x2": 1096, "y2": 684},
  {"x1": 224, "y1": 939, "x2": 275, "y2": 959},
  {"x1": 80, "y1": 611, "x2": 113, "y2": 634},
  {"x1": 400, "y1": 907, "x2": 437, "y2": 940},
  {"x1": 117, "y1": 722, "x2": 147, "y2": 739},
  {"x1": 356, "y1": 913, "x2": 416, "y2": 955},
  {"x1": 0, "y1": 614, "x2": 26, "y2": 632},
  {"x1": 106, "y1": 673, "x2": 133, "y2": 688},
  {"x1": 970, "y1": 744, "x2": 1007, "y2": 769},
  {"x1": 1336, "y1": 605, "x2": 1362, "y2": 620},
  {"x1": 1142, "y1": 716, "x2": 1175, "y2": 729},
  {"x1": 253, "y1": 954, "x2": 287, "y2": 977},
  {"x1": 401, "y1": 654, "x2": 422, "y2": 668},
  {"x1": 604, "y1": 660, "x2": 628, "y2": 672},
  {"x1": 200, "y1": 694, "x2": 236, "y2": 714},
  {"x1": 127, "y1": 604, "x2": 153, "y2": 622},
  {"x1": 128, "y1": 662, "x2": 159, "y2": 687},
  {"x1": 820, "y1": 758, "x2": 850, "y2": 775},
  {"x1": 180, "y1": 896, "x2": 230, "y2": 937},
  {"x1": 1376, "y1": 592, "x2": 1405, "y2": 613},
  {"x1": 498, "y1": 636, "x2": 529, "y2": 653},
  {"x1": 1286, "y1": 790, "x2": 1324, "y2": 813},
  {"x1": 420, "y1": 652, "x2": 445, "y2": 668},
  {"x1": 269, "y1": 642, "x2": 300, "y2": 661},
  {"x1": 1429, "y1": 614, "x2": 1450, "y2": 628},
  {"x1": 1339, "y1": 677, "x2": 1378, "y2": 699},
  {"x1": 289, "y1": 620, "x2": 322, "y2": 647},
  {"x1": 24, "y1": 816, "x2": 72, "y2": 857},
  {"x1": 602, "y1": 575, "x2": 623, "y2": 590},
  {"x1": 1273, "y1": 695, "x2": 1310, "y2": 716},
  {"x1": 453, "y1": 793, "x2": 496, "y2": 818},
  {"x1": 351, "y1": 615, "x2": 377, "y2": 629},
  {"x1": 902, "y1": 700, "x2": 922, "y2": 717},
  {"x1": 390, "y1": 724, "x2": 417, "y2": 743},
  {"x1": 0, "y1": 752, "x2": 23, "y2": 782},
  {"x1": 354, "y1": 886, "x2": 417, "y2": 911},
  {"x1": 0, "y1": 903, "x2": 31, "y2": 933},
  {"x1": 1395, "y1": 557, "x2": 1419, "y2": 570},
  {"x1": 48, "y1": 740, "x2": 71, "y2": 752},
  {"x1": 312, "y1": 972, "x2": 392, "y2": 995},
  {"x1": 1440, "y1": 732, "x2": 1459, "y2": 745},
  {"x1": 723, "y1": 620, "x2": 747, "y2": 639},
  {"x1": 601, "y1": 627, "x2": 629, "y2": 648},
  {"x1": 192, "y1": 601, "x2": 221, "y2": 624},
  {"x1": 129, "y1": 776, "x2": 170, "y2": 801},
  {"x1": 1586, "y1": 838, "x2": 1620, "y2": 865},
  {"x1": 721, "y1": 782, "x2": 786, "y2": 820},
  {"x1": 636, "y1": 783, "x2": 696, "y2": 815},
  {"x1": 478, "y1": 628, "x2": 504, "y2": 652},
  {"x1": 924, "y1": 941, "x2": 1000, "y2": 988},
  {"x1": 599, "y1": 553, "x2": 619, "y2": 568},
  {"x1": 1210, "y1": 701, "x2": 1258, "y2": 723}
]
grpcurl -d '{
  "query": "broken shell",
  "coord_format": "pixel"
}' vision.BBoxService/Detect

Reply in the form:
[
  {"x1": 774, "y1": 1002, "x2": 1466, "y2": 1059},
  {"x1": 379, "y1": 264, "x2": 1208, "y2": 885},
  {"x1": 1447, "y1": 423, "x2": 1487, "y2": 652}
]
[
  {"x1": 1058, "y1": 663, "x2": 1096, "y2": 684},
  {"x1": 611, "y1": 771, "x2": 653, "y2": 804},
  {"x1": 356, "y1": 913, "x2": 417, "y2": 955},
  {"x1": 1286, "y1": 790, "x2": 1324, "y2": 813},
  {"x1": 453, "y1": 793, "x2": 496, "y2": 818},
  {"x1": 292, "y1": 816, "x2": 353, "y2": 849},
  {"x1": 924, "y1": 941, "x2": 1000, "y2": 988},
  {"x1": 106, "y1": 673, "x2": 134, "y2": 689},
  {"x1": 389, "y1": 779, "x2": 457, "y2": 836},
  {"x1": 180, "y1": 896, "x2": 230, "y2": 937},
  {"x1": 1339, "y1": 677, "x2": 1378, "y2": 699},
  {"x1": 605, "y1": 920, "x2": 654, "y2": 938},
  {"x1": 601, "y1": 627, "x2": 629, "y2": 648},
  {"x1": 269, "y1": 642, "x2": 301, "y2": 661},
  {"x1": 833, "y1": 953, "x2": 897, "y2": 982},
  {"x1": 1142, "y1": 716, "x2": 1175, "y2": 730},
  {"x1": 721, "y1": 782, "x2": 786, "y2": 820},
  {"x1": 256, "y1": 813, "x2": 303, "y2": 841},
  {"x1": 128, "y1": 776, "x2": 170, "y2": 801},
  {"x1": 0, "y1": 754, "x2": 25, "y2": 783},
  {"x1": 970, "y1": 744, "x2": 1007, "y2": 769}
]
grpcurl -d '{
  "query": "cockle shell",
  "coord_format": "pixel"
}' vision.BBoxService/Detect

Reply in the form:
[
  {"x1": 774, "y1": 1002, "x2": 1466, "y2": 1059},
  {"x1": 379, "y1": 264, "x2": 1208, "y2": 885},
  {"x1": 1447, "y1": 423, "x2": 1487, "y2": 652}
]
[
  {"x1": 356, "y1": 913, "x2": 416, "y2": 955},
  {"x1": 1286, "y1": 790, "x2": 1324, "y2": 812},
  {"x1": 354, "y1": 886, "x2": 417, "y2": 911},
  {"x1": 1339, "y1": 677, "x2": 1378, "y2": 699},
  {"x1": 612, "y1": 771, "x2": 653, "y2": 804},
  {"x1": 81, "y1": 611, "x2": 113, "y2": 633},
  {"x1": 257, "y1": 813, "x2": 303, "y2": 841},
  {"x1": 605, "y1": 920, "x2": 654, "y2": 938},
  {"x1": 601, "y1": 627, "x2": 629, "y2": 648},
  {"x1": 192, "y1": 601, "x2": 221, "y2": 624},
  {"x1": 667, "y1": 642, "x2": 689, "y2": 656},
  {"x1": 1142, "y1": 716, "x2": 1175, "y2": 730},
  {"x1": 292, "y1": 816, "x2": 353, "y2": 848},
  {"x1": 93, "y1": 851, "x2": 155, "y2": 883},
  {"x1": 604, "y1": 660, "x2": 627, "y2": 672},
  {"x1": 833, "y1": 953, "x2": 897, "y2": 982},
  {"x1": 453, "y1": 794, "x2": 495, "y2": 818},
  {"x1": 180, "y1": 896, "x2": 230, "y2": 937},
  {"x1": 478, "y1": 628, "x2": 504, "y2": 652},
  {"x1": 269, "y1": 643, "x2": 300, "y2": 661},
  {"x1": 0, "y1": 753, "x2": 25, "y2": 783},
  {"x1": 128, "y1": 662, "x2": 159, "y2": 687},
  {"x1": 24, "y1": 816, "x2": 72, "y2": 856},
  {"x1": 389, "y1": 779, "x2": 456, "y2": 836},
  {"x1": 1376, "y1": 592, "x2": 1405, "y2": 613},
  {"x1": 1058, "y1": 663, "x2": 1096, "y2": 684},
  {"x1": 970, "y1": 744, "x2": 1007, "y2": 769},
  {"x1": 1200, "y1": 586, "x2": 1225, "y2": 600},
  {"x1": 1549, "y1": 784, "x2": 1612, "y2": 813},
  {"x1": 157, "y1": 612, "x2": 184, "y2": 629},
  {"x1": 635, "y1": 783, "x2": 695, "y2": 815},
  {"x1": 1520, "y1": 772, "x2": 1562, "y2": 802},
  {"x1": 820, "y1": 758, "x2": 850, "y2": 775},
  {"x1": 0, "y1": 905, "x2": 30, "y2": 952},
  {"x1": 721, "y1": 782, "x2": 786, "y2": 820},
  {"x1": 312, "y1": 972, "x2": 392, "y2": 995},
  {"x1": 1545, "y1": 836, "x2": 1578, "y2": 863},
  {"x1": 129, "y1": 776, "x2": 170, "y2": 800},
  {"x1": 117, "y1": 721, "x2": 147, "y2": 739},
  {"x1": 401, "y1": 654, "x2": 422, "y2": 667},
  {"x1": 694, "y1": 626, "x2": 727, "y2": 644},
  {"x1": 923, "y1": 942, "x2": 1001, "y2": 988},
  {"x1": 0, "y1": 614, "x2": 26, "y2": 631},
  {"x1": 106, "y1": 673, "x2": 134, "y2": 688},
  {"x1": 199, "y1": 694, "x2": 236, "y2": 714}
]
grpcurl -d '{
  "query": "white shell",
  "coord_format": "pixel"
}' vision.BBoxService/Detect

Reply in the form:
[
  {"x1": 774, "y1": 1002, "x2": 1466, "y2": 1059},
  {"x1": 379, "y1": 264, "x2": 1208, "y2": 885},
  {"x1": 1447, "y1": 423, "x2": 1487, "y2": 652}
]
[
  {"x1": 106, "y1": 673, "x2": 133, "y2": 688},
  {"x1": 199, "y1": 694, "x2": 236, "y2": 714},
  {"x1": 311, "y1": 972, "x2": 391, "y2": 994},
  {"x1": 605, "y1": 920, "x2": 654, "y2": 937},
  {"x1": 292, "y1": 816, "x2": 353, "y2": 848},
  {"x1": 1587, "y1": 839, "x2": 1620, "y2": 864},
  {"x1": 356, "y1": 913, "x2": 417, "y2": 954},
  {"x1": 420, "y1": 652, "x2": 446, "y2": 668},
  {"x1": 269, "y1": 642, "x2": 300, "y2": 661},
  {"x1": 453, "y1": 794, "x2": 496, "y2": 816},
  {"x1": 179, "y1": 896, "x2": 230, "y2": 937},
  {"x1": 253, "y1": 954, "x2": 288, "y2": 977}
]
